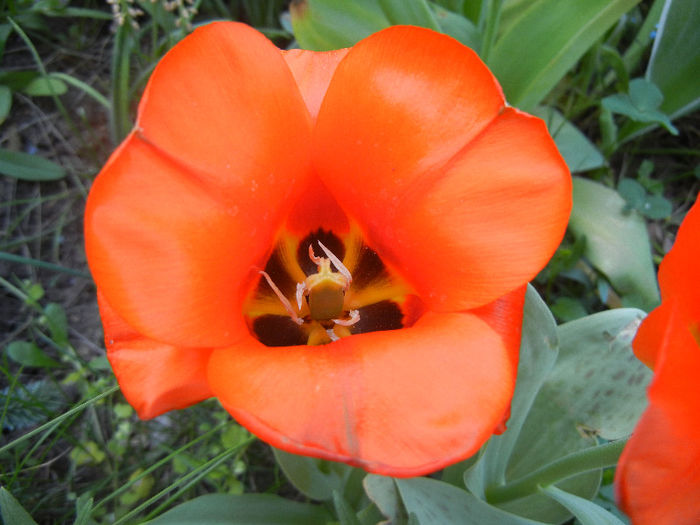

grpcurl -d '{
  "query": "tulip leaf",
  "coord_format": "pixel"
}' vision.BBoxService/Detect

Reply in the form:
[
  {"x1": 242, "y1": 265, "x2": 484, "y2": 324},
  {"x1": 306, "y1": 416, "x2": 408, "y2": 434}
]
[
  {"x1": 395, "y1": 477, "x2": 548, "y2": 525},
  {"x1": 21, "y1": 75, "x2": 67, "y2": 97},
  {"x1": 569, "y1": 176, "x2": 660, "y2": 311},
  {"x1": 646, "y1": 0, "x2": 700, "y2": 119},
  {"x1": 554, "y1": 309, "x2": 651, "y2": 440},
  {"x1": 146, "y1": 494, "x2": 332, "y2": 524},
  {"x1": 290, "y1": 0, "x2": 480, "y2": 51},
  {"x1": 364, "y1": 475, "x2": 404, "y2": 523},
  {"x1": 465, "y1": 286, "x2": 558, "y2": 498},
  {"x1": 272, "y1": 447, "x2": 357, "y2": 501},
  {"x1": 489, "y1": 0, "x2": 640, "y2": 111},
  {"x1": 0, "y1": 148, "x2": 67, "y2": 181},
  {"x1": 532, "y1": 107, "x2": 605, "y2": 173},
  {"x1": 0, "y1": 487, "x2": 38, "y2": 525},
  {"x1": 290, "y1": 0, "x2": 388, "y2": 50},
  {"x1": 539, "y1": 485, "x2": 626, "y2": 525}
]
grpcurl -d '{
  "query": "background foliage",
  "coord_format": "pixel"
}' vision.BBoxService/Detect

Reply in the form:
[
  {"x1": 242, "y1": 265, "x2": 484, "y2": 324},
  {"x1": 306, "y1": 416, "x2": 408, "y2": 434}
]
[{"x1": 1, "y1": 0, "x2": 698, "y2": 523}]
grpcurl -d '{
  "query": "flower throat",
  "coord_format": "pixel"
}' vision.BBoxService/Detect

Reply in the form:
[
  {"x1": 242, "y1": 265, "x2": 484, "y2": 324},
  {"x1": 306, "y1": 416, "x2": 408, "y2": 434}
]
[{"x1": 244, "y1": 228, "x2": 423, "y2": 346}]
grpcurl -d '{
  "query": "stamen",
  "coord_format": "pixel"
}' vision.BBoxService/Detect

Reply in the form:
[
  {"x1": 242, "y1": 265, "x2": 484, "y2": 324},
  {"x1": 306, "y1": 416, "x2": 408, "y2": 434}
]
[
  {"x1": 296, "y1": 282, "x2": 306, "y2": 310},
  {"x1": 317, "y1": 240, "x2": 352, "y2": 285},
  {"x1": 258, "y1": 271, "x2": 303, "y2": 325},
  {"x1": 308, "y1": 244, "x2": 323, "y2": 265},
  {"x1": 326, "y1": 328, "x2": 340, "y2": 342},
  {"x1": 333, "y1": 309, "x2": 360, "y2": 327}
]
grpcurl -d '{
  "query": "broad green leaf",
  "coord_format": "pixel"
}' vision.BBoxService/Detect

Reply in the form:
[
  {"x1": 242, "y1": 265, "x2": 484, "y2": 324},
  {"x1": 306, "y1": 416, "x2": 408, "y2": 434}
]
[
  {"x1": 0, "y1": 85, "x2": 11, "y2": 124},
  {"x1": 22, "y1": 75, "x2": 67, "y2": 96},
  {"x1": 0, "y1": 487, "x2": 39, "y2": 525},
  {"x1": 396, "y1": 477, "x2": 547, "y2": 525},
  {"x1": 489, "y1": 0, "x2": 640, "y2": 111},
  {"x1": 73, "y1": 494, "x2": 93, "y2": 525},
  {"x1": 533, "y1": 107, "x2": 605, "y2": 173},
  {"x1": 378, "y1": 0, "x2": 440, "y2": 29},
  {"x1": 146, "y1": 494, "x2": 331, "y2": 524},
  {"x1": 430, "y1": 1, "x2": 480, "y2": 49},
  {"x1": 291, "y1": 0, "x2": 387, "y2": 50},
  {"x1": 465, "y1": 286, "x2": 558, "y2": 497},
  {"x1": 7, "y1": 341, "x2": 60, "y2": 368},
  {"x1": 646, "y1": 0, "x2": 700, "y2": 118},
  {"x1": 555, "y1": 309, "x2": 651, "y2": 440},
  {"x1": 569, "y1": 177, "x2": 660, "y2": 311},
  {"x1": 540, "y1": 485, "x2": 626, "y2": 525},
  {"x1": 332, "y1": 491, "x2": 361, "y2": 525},
  {"x1": 0, "y1": 148, "x2": 66, "y2": 181},
  {"x1": 363, "y1": 475, "x2": 404, "y2": 523},
  {"x1": 273, "y1": 447, "x2": 356, "y2": 501}
]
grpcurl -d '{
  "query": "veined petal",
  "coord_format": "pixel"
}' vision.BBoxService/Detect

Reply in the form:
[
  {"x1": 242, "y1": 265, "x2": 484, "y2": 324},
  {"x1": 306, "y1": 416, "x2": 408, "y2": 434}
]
[
  {"x1": 282, "y1": 48, "x2": 349, "y2": 122},
  {"x1": 616, "y1": 302, "x2": 700, "y2": 525},
  {"x1": 137, "y1": 22, "x2": 312, "y2": 201},
  {"x1": 207, "y1": 288, "x2": 525, "y2": 476},
  {"x1": 314, "y1": 26, "x2": 504, "y2": 240},
  {"x1": 328, "y1": 106, "x2": 569, "y2": 311},
  {"x1": 314, "y1": 26, "x2": 567, "y2": 310},
  {"x1": 98, "y1": 293, "x2": 212, "y2": 419},
  {"x1": 86, "y1": 134, "x2": 258, "y2": 347}
]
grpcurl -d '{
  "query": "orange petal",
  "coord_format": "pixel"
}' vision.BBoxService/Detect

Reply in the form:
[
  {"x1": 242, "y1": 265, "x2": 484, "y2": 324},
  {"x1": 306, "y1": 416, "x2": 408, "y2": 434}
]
[
  {"x1": 657, "y1": 198, "x2": 700, "y2": 311},
  {"x1": 616, "y1": 302, "x2": 700, "y2": 525},
  {"x1": 632, "y1": 301, "x2": 671, "y2": 369},
  {"x1": 282, "y1": 48, "x2": 349, "y2": 122},
  {"x1": 98, "y1": 292, "x2": 212, "y2": 419},
  {"x1": 137, "y1": 22, "x2": 312, "y2": 200},
  {"x1": 86, "y1": 134, "x2": 258, "y2": 347},
  {"x1": 326, "y1": 105, "x2": 569, "y2": 311},
  {"x1": 314, "y1": 26, "x2": 567, "y2": 310},
  {"x1": 207, "y1": 288, "x2": 525, "y2": 476}
]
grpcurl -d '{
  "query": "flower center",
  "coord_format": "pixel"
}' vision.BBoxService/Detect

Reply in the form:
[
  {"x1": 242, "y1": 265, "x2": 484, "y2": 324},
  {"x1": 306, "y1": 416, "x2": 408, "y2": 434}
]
[{"x1": 244, "y1": 227, "x2": 424, "y2": 346}]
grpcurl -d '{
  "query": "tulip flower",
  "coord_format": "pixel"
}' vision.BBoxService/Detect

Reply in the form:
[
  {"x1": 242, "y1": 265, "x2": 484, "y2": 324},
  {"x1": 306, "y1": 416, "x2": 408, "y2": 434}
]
[
  {"x1": 85, "y1": 22, "x2": 571, "y2": 476},
  {"x1": 615, "y1": 197, "x2": 700, "y2": 524}
]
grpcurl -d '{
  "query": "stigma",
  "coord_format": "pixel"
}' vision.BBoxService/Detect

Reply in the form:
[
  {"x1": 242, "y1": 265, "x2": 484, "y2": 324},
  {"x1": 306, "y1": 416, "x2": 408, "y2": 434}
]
[{"x1": 260, "y1": 241, "x2": 360, "y2": 343}]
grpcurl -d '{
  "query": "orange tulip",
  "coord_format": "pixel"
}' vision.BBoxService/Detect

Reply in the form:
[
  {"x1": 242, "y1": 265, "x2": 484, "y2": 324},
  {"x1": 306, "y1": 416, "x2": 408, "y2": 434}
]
[
  {"x1": 85, "y1": 22, "x2": 571, "y2": 476},
  {"x1": 615, "y1": 197, "x2": 700, "y2": 523}
]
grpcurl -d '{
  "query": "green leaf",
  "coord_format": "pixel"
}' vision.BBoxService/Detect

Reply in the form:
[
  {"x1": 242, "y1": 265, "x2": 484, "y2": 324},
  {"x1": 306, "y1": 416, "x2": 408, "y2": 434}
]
[
  {"x1": 6, "y1": 341, "x2": 60, "y2": 368},
  {"x1": 0, "y1": 487, "x2": 38, "y2": 525},
  {"x1": 273, "y1": 447, "x2": 356, "y2": 501},
  {"x1": 395, "y1": 477, "x2": 547, "y2": 524},
  {"x1": 569, "y1": 177, "x2": 660, "y2": 311},
  {"x1": 363, "y1": 475, "x2": 405, "y2": 523},
  {"x1": 465, "y1": 286, "x2": 558, "y2": 497},
  {"x1": 532, "y1": 106, "x2": 605, "y2": 173},
  {"x1": 430, "y1": 1, "x2": 480, "y2": 49},
  {"x1": 555, "y1": 309, "x2": 651, "y2": 440},
  {"x1": 21, "y1": 75, "x2": 68, "y2": 96},
  {"x1": 332, "y1": 491, "x2": 361, "y2": 525},
  {"x1": 73, "y1": 494, "x2": 94, "y2": 525},
  {"x1": 489, "y1": 0, "x2": 641, "y2": 110},
  {"x1": 378, "y1": 0, "x2": 440, "y2": 29},
  {"x1": 550, "y1": 297, "x2": 588, "y2": 322},
  {"x1": 291, "y1": 0, "x2": 388, "y2": 50},
  {"x1": 646, "y1": 0, "x2": 700, "y2": 118},
  {"x1": 602, "y1": 78, "x2": 678, "y2": 134},
  {"x1": 639, "y1": 193, "x2": 672, "y2": 220},
  {"x1": 43, "y1": 302, "x2": 68, "y2": 346},
  {"x1": 540, "y1": 485, "x2": 626, "y2": 525},
  {"x1": 617, "y1": 178, "x2": 646, "y2": 210},
  {"x1": 0, "y1": 85, "x2": 11, "y2": 125},
  {"x1": 146, "y1": 494, "x2": 331, "y2": 524},
  {"x1": 0, "y1": 148, "x2": 66, "y2": 181}
]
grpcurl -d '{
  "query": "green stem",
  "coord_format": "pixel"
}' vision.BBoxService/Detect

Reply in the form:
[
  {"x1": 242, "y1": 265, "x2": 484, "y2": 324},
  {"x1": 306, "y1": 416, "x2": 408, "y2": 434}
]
[{"x1": 485, "y1": 439, "x2": 627, "y2": 505}]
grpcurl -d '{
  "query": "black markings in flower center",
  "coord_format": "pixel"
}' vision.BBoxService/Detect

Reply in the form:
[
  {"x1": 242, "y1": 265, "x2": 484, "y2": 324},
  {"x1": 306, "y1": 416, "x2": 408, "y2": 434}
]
[{"x1": 246, "y1": 228, "x2": 417, "y2": 347}]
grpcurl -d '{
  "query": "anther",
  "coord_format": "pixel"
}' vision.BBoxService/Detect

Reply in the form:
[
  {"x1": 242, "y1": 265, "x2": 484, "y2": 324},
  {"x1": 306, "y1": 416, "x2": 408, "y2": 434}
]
[
  {"x1": 333, "y1": 309, "x2": 360, "y2": 327},
  {"x1": 317, "y1": 241, "x2": 352, "y2": 286}
]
